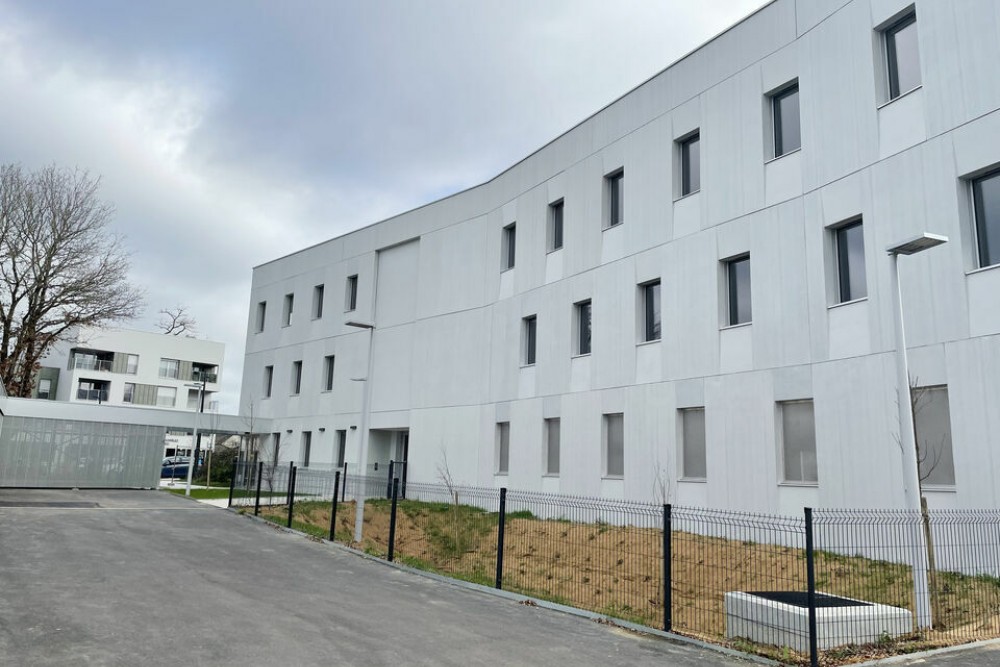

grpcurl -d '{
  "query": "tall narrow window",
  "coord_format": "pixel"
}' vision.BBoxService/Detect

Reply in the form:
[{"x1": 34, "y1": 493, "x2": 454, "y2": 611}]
[
  {"x1": 575, "y1": 300, "x2": 592, "y2": 355},
  {"x1": 548, "y1": 200, "x2": 564, "y2": 251},
  {"x1": 335, "y1": 430, "x2": 347, "y2": 467},
  {"x1": 283, "y1": 293, "x2": 294, "y2": 326},
  {"x1": 913, "y1": 386, "x2": 955, "y2": 486},
  {"x1": 973, "y1": 169, "x2": 1000, "y2": 268},
  {"x1": 187, "y1": 388, "x2": 200, "y2": 410},
  {"x1": 496, "y1": 422, "x2": 510, "y2": 475},
  {"x1": 323, "y1": 355, "x2": 335, "y2": 391},
  {"x1": 835, "y1": 220, "x2": 867, "y2": 302},
  {"x1": 522, "y1": 315, "x2": 537, "y2": 366},
  {"x1": 606, "y1": 170, "x2": 624, "y2": 228},
  {"x1": 641, "y1": 281, "x2": 661, "y2": 342},
  {"x1": 122, "y1": 382, "x2": 135, "y2": 404},
  {"x1": 604, "y1": 413, "x2": 624, "y2": 478},
  {"x1": 345, "y1": 275, "x2": 358, "y2": 311},
  {"x1": 780, "y1": 400, "x2": 817, "y2": 484},
  {"x1": 680, "y1": 132, "x2": 701, "y2": 196},
  {"x1": 502, "y1": 223, "x2": 516, "y2": 270},
  {"x1": 37, "y1": 378, "x2": 52, "y2": 400},
  {"x1": 291, "y1": 361, "x2": 302, "y2": 395},
  {"x1": 884, "y1": 12, "x2": 920, "y2": 100},
  {"x1": 301, "y1": 431, "x2": 312, "y2": 468},
  {"x1": 681, "y1": 408, "x2": 707, "y2": 479},
  {"x1": 263, "y1": 365, "x2": 273, "y2": 398},
  {"x1": 125, "y1": 354, "x2": 139, "y2": 375},
  {"x1": 159, "y1": 358, "x2": 180, "y2": 379},
  {"x1": 771, "y1": 83, "x2": 801, "y2": 157},
  {"x1": 312, "y1": 284, "x2": 325, "y2": 319},
  {"x1": 544, "y1": 418, "x2": 560, "y2": 476},
  {"x1": 256, "y1": 301, "x2": 267, "y2": 332},
  {"x1": 725, "y1": 255, "x2": 752, "y2": 326}
]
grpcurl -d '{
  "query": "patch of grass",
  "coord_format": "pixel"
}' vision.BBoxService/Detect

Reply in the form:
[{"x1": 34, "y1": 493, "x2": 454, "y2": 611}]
[{"x1": 164, "y1": 487, "x2": 232, "y2": 500}]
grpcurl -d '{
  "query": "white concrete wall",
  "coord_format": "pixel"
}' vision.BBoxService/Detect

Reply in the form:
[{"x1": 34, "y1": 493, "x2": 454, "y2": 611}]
[{"x1": 241, "y1": 0, "x2": 1000, "y2": 512}]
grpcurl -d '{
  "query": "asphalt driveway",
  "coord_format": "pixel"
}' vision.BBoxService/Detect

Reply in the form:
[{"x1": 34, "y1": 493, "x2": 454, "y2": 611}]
[{"x1": 0, "y1": 489, "x2": 749, "y2": 667}]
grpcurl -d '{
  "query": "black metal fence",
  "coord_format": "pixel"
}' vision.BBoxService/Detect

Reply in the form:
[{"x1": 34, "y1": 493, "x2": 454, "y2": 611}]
[{"x1": 226, "y1": 462, "x2": 1000, "y2": 666}]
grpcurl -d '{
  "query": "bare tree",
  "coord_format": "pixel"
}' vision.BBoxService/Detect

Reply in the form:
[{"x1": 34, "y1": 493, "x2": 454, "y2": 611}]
[
  {"x1": 157, "y1": 305, "x2": 197, "y2": 336},
  {"x1": 0, "y1": 164, "x2": 144, "y2": 396}
]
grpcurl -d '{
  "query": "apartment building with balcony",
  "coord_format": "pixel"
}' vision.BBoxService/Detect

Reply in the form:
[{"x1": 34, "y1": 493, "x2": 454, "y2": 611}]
[
  {"x1": 36, "y1": 327, "x2": 224, "y2": 412},
  {"x1": 242, "y1": 0, "x2": 1000, "y2": 512}
]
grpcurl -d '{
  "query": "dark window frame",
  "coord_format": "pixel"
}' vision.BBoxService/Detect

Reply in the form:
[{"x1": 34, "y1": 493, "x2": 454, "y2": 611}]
[
  {"x1": 725, "y1": 255, "x2": 752, "y2": 326},
  {"x1": 973, "y1": 168, "x2": 1000, "y2": 269},
  {"x1": 346, "y1": 275, "x2": 358, "y2": 311},
  {"x1": 771, "y1": 83, "x2": 801, "y2": 158},
  {"x1": 835, "y1": 219, "x2": 867, "y2": 303},
  {"x1": 549, "y1": 200, "x2": 564, "y2": 252},
  {"x1": 575, "y1": 299, "x2": 592, "y2": 356},
  {"x1": 885, "y1": 12, "x2": 920, "y2": 100},
  {"x1": 323, "y1": 355, "x2": 335, "y2": 391},
  {"x1": 502, "y1": 223, "x2": 517, "y2": 270},
  {"x1": 680, "y1": 132, "x2": 701, "y2": 196},
  {"x1": 641, "y1": 280, "x2": 661, "y2": 342},
  {"x1": 523, "y1": 315, "x2": 537, "y2": 366},
  {"x1": 606, "y1": 170, "x2": 624, "y2": 228}
]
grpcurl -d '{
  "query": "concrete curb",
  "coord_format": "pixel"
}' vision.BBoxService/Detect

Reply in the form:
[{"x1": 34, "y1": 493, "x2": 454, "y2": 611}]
[
  {"x1": 848, "y1": 637, "x2": 1000, "y2": 666},
  {"x1": 228, "y1": 505, "x2": 777, "y2": 666}
]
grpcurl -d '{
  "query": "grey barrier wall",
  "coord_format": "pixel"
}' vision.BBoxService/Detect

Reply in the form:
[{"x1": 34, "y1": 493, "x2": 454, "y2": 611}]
[{"x1": 0, "y1": 415, "x2": 165, "y2": 488}]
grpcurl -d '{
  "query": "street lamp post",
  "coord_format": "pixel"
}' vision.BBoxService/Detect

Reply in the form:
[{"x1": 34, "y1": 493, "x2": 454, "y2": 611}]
[
  {"x1": 886, "y1": 232, "x2": 948, "y2": 629},
  {"x1": 183, "y1": 380, "x2": 206, "y2": 497},
  {"x1": 346, "y1": 320, "x2": 375, "y2": 543}
]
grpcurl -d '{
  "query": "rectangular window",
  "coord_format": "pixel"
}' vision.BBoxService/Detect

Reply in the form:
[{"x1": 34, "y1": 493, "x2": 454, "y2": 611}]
[
  {"x1": 725, "y1": 255, "x2": 752, "y2": 326},
  {"x1": 604, "y1": 413, "x2": 624, "y2": 478},
  {"x1": 885, "y1": 12, "x2": 920, "y2": 100},
  {"x1": 156, "y1": 386, "x2": 177, "y2": 408},
  {"x1": 159, "y1": 358, "x2": 180, "y2": 379},
  {"x1": 544, "y1": 418, "x2": 560, "y2": 476},
  {"x1": 835, "y1": 220, "x2": 867, "y2": 302},
  {"x1": 780, "y1": 400, "x2": 817, "y2": 484},
  {"x1": 263, "y1": 365, "x2": 273, "y2": 398},
  {"x1": 548, "y1": 200, "x2": 564, "y2": 251},
  {"x1": 38, "y1": 378, "x2": 52, "y2": 400},
  {"x1": 681, "y1": 408, "x2": 707, "y2": 479},
  {"x1": 771, "y1": 83, "x2": 801, "y2": 157},
  {"x1": 973, "y1": 169, "x2": 1000, "y2": 268},
  {"x1": 125, "y1": 354, "x2": 139, "y2": 375},
  {"x1": 575, "y1": 299, "x2": 592, "y2": 355},
  {"x1": 122, "y1": 382, "x2": 135, "y2": 404},
  {"x1": 522, "y1": 315, "x2": 537, "y2": 366},
  {"x1": 641, "y1": 281, "x2": 661, "y2": 342},
  {"x1": 283, "y1": 293, "x2": 294, "y2": 327},
  {"x1": 345, "y1": 275, "x2": 358, "y2": 311},
  {"x1": 187, "y1": 388, "x2": 200, "y2": 410},
  {"x1": 496, "y1": 422, "x2": 510, "y2": 475},
  {"x1": 291, "y1": 361, "x2": 302, "y2": 395},
  {"x1": 323, "y1": 355, "x2": 335, "y2": 391},
  {"x1": 606, "y1": 170, "x2": 624, "y2": 228},
  {"x1": 913, "y1": 386, "x2": 955, "y2": 486},
  {"x1": 680, "y1": 132, "x2": 701, "y2": 196},
  {"x1": 301, "y1": 431, "x2": 312, "y2": 468},
  {"x1": 256, "y1": 301, "x2": 267, "y2": 332},
  {"x1": 312, "y1": 284, "x2": 325, "y2": 319},
  {"x1": 335, "y1": 430, "x2": 347, "y2": 467},
  {"x1": 501, "y1": 223, "x2": 516, "y2": 270}
]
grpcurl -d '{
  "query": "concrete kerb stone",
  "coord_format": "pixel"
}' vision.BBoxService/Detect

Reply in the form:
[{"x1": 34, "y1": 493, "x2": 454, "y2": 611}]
[
  {"x1": 226, "y1": 504, "x2": 777, "y2": 666},
  {"x1": 847, "y1": 638, "x2": 1000, "y2": 666}
]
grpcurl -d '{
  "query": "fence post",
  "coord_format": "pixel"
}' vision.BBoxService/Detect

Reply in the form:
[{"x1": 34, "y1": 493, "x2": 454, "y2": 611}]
[
  {"x1": 254, "y1": 460, "x2": 264, "y2": 516},
  {"x1": 663, "y1": 503, "x2": 672, "y2": 632},
  {"x1": 386, "y1": 460, "x2": 395, "y2": 499},
  {"x1": 286, "y1": 461, "x2": 295, "y2": 507},
  {"x1": 287, "y1": 466, "x2": 297, "y2": 529},
  {"x1": 495, "y1": 487, "x2": 507, "y2": 590},
  {"x1": 804, "y1": 507, "x2": 818, "y2": 667},
  {"x1": 342, "y1": 462, "x2": 348, "y2": 502},
  {"x1": 388, "y1": 477, "x2": 400, "y2": 562},
  {"x1": 329, "y1": 471, "x2": 341, "y2": 541},
  {"x1": 227, "y1": 458, "x2": 238, "y2": 508}
]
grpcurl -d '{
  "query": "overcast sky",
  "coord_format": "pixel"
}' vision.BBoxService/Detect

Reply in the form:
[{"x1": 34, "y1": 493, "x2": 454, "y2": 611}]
[{"x1": 0, "y1": 0, "x2": 767, "y2": 411}]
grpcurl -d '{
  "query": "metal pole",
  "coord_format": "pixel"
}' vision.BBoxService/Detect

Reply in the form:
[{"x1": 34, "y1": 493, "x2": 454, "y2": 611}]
[
  {"x1": 495, "y1": 487, "x2": 507, "y2": 589},
  {"x1": 227, "y1": 458, "x2": 237, "y2": 508},
  {"x1": 388, "y1": 478, "x2": 399, "y2": 562},
  {"x1": 341, "y1": 462, "x2": 348, "y2": 502},
  {"x1": 805, "y1": 507, "x2": 818, "y2": 667},
  {"x1": 183, "y1": 382, "x2": 205, "y2": 497},
  {"x1": 353, "y1": 325, "x2": 376, "y2": 543},
  {"x1": 286, "y1": 461, "x2": 294, "y2": 507},
  {"x1": 287, "y1": 466, "x2": 297, "y2": 529},
  {"x1": 254, "y1": 460, "x2": 263, "y2": 516},
  {"x1": 386, "y1": 460, "x2": 394, "y2": 499},
  {"x1": 889, "y1": 252, "x2": 932, "y2": 628},
  {"x1": 329, "y1": 471, "x2": 341, "y2": 541},
  {"x1": 663, "y1": 503, "x2": 672, "y2": 632}
]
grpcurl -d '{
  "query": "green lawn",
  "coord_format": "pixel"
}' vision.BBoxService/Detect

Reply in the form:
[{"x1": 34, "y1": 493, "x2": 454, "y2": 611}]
[{"x1": 164, "y1": 487, "x2": 233, "y2": 500}]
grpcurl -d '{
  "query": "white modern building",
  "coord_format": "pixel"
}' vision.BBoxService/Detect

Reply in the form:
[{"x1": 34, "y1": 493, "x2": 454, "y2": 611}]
[
  {"x1": 37, "y1": 327, "x2": 225, "y2": 413},
  {"x1": 241, "y1": 0, "x2": 1000, "y2": 513}
]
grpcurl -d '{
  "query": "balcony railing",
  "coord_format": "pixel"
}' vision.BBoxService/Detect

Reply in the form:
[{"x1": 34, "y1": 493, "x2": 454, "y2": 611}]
[
  {"x1": 76, "y1": 388, "x2": 109, "y2": 402},
  {"x1": 191, "y1": 370, "x2": 218, "y2": 384},
  {"x1": 73, "y1": 358, "x2": 113, "y2": 372}
]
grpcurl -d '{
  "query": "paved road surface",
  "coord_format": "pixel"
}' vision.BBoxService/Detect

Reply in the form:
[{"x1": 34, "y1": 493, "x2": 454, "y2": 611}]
[{"x1": 0, "y1": 489, "x2": 747, "y2": 666}]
